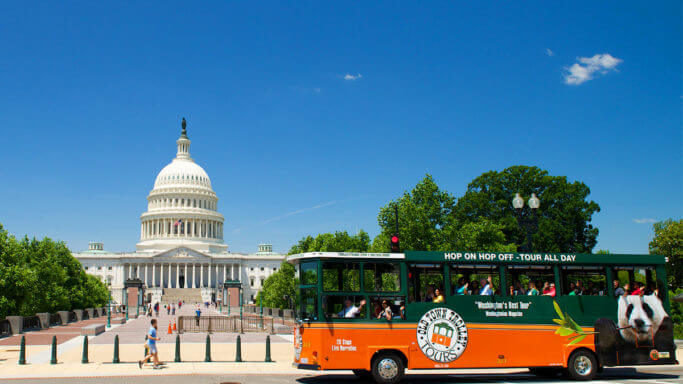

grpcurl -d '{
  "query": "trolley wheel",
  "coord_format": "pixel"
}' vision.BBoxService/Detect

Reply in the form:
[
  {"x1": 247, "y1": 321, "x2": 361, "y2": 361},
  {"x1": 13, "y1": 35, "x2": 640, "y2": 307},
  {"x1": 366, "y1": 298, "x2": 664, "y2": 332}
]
[
  {"x1": 371, "y1": 352, "x2": 405, "y2": 384},
  {"x1": 567, "y1": 350, "x2": 598, "y2": 381},
  {"x1": 352, "y1": 369, "x2": 372, "y2": 379},
  {"x1": 529, "y1": 367, "x2": 563, "y2": 377}
]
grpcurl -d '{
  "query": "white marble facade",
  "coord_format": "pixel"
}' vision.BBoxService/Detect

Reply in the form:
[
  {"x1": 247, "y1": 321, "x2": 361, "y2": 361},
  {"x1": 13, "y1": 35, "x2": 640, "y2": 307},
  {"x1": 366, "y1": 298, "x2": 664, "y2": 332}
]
[{"x1": 73, "y1": 119, "x2": 285, "y2": 305}]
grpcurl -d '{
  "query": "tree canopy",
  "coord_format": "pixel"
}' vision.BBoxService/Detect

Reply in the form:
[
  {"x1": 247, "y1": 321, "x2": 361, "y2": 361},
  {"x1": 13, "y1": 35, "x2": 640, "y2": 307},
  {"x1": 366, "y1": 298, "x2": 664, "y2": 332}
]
[
  {"x1": 288, "y1": 230, "x2": 371, "y2": 254},
  {"x1": 453, "y1": 166, "x2": 600, "y2": 253},
  {"x1": 649, "y1": 219, "x2": 682, "y2": 289},
  {"x1": 372, "y1": 174, "x2": 516, "y2": 252},
  {"x1": 0, "y1": 223, "x2": 109, "y2": 319},
  {"x1": 255, "y1": 261, "x2": 297, "y2": 310}
]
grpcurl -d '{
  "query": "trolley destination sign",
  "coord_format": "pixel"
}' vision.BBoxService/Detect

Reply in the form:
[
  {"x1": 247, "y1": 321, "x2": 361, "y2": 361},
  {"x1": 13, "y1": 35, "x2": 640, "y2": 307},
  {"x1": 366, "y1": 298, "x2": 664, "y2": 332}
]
[
  {"x1": 443, "y1": 252, "x2": 577, "y2": 263},
  {"x1": 403, "y1": 251, "x2": 667, "y2": 266}
]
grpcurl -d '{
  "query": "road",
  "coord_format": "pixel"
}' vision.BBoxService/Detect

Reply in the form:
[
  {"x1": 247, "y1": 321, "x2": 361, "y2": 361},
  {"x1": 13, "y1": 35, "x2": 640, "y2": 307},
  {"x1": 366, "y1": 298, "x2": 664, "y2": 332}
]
[{"x1": 4, "y1": 367, "x2": 681, "y2": 384}]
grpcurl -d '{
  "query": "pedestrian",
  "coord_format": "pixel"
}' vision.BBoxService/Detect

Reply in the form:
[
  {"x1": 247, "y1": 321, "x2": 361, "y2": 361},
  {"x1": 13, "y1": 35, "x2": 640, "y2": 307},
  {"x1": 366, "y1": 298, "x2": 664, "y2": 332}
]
[
  {"x1": 154, "y1": 302, "x2": 159, "y2": 317},
  {"x1": 195, "y1": 305, "x2": 202, "y2": 327},
  {"x1": 166, "y1": 304, "x2": 170, "y2": 315},
  {"x1": 171, "y1": 304, "x2": 176, "y2": 316},
  {"x1": 139, "y1": 318, "x2": 162, "y2": 369}
]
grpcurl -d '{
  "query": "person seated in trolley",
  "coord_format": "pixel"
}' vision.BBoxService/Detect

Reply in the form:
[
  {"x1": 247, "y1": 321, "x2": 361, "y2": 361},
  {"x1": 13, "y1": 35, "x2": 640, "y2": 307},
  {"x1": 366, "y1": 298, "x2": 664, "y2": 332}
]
[
  {"x1": 377, "y1": 300, "x2": 393, "y2": 320},
  {"x1": 454, "y1": 277, "x2": 469, "y2": 295},
  {"x1": 336, "y1": 299, "x2": 365, "y2": 318},
  {"x1": 432, "y1": 288, "x2": 445, "y2": 303},
  {"x1": 479, "y1": 275, "x2": 494, "y2": 295}
]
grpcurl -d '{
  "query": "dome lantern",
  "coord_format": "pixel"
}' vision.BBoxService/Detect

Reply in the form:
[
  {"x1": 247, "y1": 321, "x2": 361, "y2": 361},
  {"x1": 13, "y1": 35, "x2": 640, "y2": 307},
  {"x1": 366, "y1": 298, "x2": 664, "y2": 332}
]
[{"x1": 176, "y1": 117, "x2": 191, "y2": 160}]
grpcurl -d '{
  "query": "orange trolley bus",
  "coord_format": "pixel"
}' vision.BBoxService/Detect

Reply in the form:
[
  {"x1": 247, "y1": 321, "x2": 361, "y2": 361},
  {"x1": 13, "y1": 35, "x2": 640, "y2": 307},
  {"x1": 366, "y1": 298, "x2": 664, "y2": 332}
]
[{"x1": 288, "y1": 251, "x2": 678, "y2": 383}]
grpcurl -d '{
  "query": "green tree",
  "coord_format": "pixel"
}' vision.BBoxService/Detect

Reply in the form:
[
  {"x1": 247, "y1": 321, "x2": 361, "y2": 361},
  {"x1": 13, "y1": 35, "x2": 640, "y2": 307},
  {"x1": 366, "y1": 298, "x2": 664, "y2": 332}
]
[
  {"x1": 444, "y1": 219, "x2": 517, "y2": 252},
  {"x1": 255, "y1": 262, "x2": 297, "y2": 309},
  {"x1": 0, "y1": 223, "x2": 110, "y2": 318},
  {"x1": 649, "y1": 219, "x2": 682, "y2": 290},
  {"x1": 288, "y1": 230, "x2": 371, "y2": 254},
  {"x1": 373, "y1": 174, "x2": 457, "y2": 252},
  {"x1": 372, "y1": 174, "x2": 516, "y2": 252},
  {"x1": 454, "y1": 166, "x2": 600, "y2": 253}
]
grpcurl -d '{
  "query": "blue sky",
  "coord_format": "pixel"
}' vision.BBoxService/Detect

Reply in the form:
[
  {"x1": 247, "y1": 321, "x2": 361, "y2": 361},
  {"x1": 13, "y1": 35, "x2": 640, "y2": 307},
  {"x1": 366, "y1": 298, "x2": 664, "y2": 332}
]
[{"x1": 0, "y1": 2, "x2": 680, "y2": 254}]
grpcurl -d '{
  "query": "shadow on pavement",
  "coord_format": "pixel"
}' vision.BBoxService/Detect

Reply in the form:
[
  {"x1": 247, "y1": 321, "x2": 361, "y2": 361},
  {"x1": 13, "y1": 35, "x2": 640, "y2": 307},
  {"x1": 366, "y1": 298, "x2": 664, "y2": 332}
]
[{"x1": 296, "y1": 368, "x2": 681, "y2": 383}]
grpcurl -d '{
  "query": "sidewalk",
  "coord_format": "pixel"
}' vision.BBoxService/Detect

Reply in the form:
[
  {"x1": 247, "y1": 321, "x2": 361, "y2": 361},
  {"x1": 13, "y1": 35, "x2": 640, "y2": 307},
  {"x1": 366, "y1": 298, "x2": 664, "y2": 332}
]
[{"x1": 0, "y1": 303, "x2": 295, "y2": 379}]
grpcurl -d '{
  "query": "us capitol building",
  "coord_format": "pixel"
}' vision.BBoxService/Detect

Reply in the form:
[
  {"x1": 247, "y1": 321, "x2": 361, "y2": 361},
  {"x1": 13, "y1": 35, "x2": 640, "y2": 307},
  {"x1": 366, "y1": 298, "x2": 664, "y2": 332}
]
[{"x1": 73, "y1": 119, "x2": 285, "y2": 305}]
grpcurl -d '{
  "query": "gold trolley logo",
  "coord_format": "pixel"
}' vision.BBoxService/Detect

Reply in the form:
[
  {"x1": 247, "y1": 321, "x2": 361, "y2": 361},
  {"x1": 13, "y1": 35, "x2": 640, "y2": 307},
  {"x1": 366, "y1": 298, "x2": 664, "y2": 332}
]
[{"x1": 417, "y1": 308, "x2": 468, "y2": 363}]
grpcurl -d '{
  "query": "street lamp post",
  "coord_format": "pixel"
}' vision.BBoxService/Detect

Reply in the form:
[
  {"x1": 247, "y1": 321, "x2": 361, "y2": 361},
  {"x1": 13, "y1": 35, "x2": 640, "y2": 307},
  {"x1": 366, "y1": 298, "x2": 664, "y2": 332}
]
[
  {"x1": 512, "y1": 192, "x2": 540, "y2": 252},
  {"x1": 107, "y1": 288, "x2": 111, "y2": 328}
]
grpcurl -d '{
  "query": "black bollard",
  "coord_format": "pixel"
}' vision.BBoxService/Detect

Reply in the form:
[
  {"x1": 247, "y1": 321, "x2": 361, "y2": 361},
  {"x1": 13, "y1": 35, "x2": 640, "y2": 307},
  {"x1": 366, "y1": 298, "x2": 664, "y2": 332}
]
[
  {"x1": 81, "y1": 335, "x2": 89, "y2": 364},
  {"x1": 204, "y1": 334, "x2": 211, "y2": 362},
  {"x1": 265, "y1": 334, "x2": 272, "y2": 362},
  {"x1": 174, "y1": 334, "x2": 181, "y2": 362},
  {"x1": 50, "y1": 335, "x2": 57, "y2": 364},
  {"x1": 113, "y1": 335, "x2": 120, "y2": 364},
  {"x1": 235, "y1": 334, "x2": 242, "y2": 362},
  {"x1": 18, "y1": 335, "x2": 26, "y2": 365}
]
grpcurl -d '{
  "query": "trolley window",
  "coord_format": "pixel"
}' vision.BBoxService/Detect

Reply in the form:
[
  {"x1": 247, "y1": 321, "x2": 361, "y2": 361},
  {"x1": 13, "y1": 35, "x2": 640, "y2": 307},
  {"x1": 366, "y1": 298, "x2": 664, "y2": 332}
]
[
  {"x1": 363, "y1": 263, "x2": 401, "y2": 292},
  {"x1": 299, "y1": 287, "x2": 318, "y2": 321},
  {"x1": 322, "y1": 262, "x2": 360, "y2": 292},
  {"x1": 369, "y1": 296, "x2": 406, "y2": 321},
  {"x1": 409, "y1": 263, "x2": 446, "y2": 302},
  {"x1": 505, "y1": 265, "x2": 554, "y2": 296},
  {"x1": 561, "y1": 266, "x2": 607, "y2": 296},
  {"x1": 613, "y1": 266, "x2": 659, "y2": 295},
  {"x1": 300, "y1": 261, "x2": 318, "y2": 286},
  {"x1": 449, "y1": 264, "x2": 500, "y2": 296},
  {"x1": 323, "y1": 295, "x2": 366, "y2": 319}
]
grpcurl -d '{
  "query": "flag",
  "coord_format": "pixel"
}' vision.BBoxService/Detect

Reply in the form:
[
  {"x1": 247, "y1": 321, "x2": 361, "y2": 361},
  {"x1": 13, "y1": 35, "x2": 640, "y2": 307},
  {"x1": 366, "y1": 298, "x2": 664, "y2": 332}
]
[{"x1": 174, "y1": 219, "x2": 183, "y2": 227}]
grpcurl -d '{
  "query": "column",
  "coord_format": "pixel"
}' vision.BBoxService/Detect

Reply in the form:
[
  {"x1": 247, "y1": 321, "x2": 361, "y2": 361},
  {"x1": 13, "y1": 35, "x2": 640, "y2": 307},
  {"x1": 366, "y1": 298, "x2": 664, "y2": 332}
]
[
  {"x1": 200, "y1": 265, "x2": 204, "y2": 288},
  {"x1": 176, "y1": 263, "x2": 179, "y2": 288},
  {"x1": 140, "y1": 223, "x2": 143, "y2": 239},
  {"x1": 168, "y1": 263, "x2": 172, "y2": 288},
  {"x1": 208, "y1": 264, "x2": 212, "y2": 288},
  {"x1": 192, "y1": 264, "x2": 196, "y2": 288},
  {"x1": 223, "y1": 264, "x2": 227, "y2": 283},
  {"x1": 152, "y1": 263, "x2": 156, "y2": 288},
  {"x1": 184, "y1": 264, "x2": 188, "y2": 288},
  {"x1": 231, "y1": 264, "x2": 235, "y2": 280},
  {"x1": 145, "y1": 264, "x2": 148, "y2": 286}
]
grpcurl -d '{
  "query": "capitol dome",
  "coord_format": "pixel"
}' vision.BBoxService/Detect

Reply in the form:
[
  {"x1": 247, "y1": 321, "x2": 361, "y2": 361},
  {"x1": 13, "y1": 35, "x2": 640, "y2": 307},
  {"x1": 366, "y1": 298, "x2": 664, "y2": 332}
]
[{"x1": 136, "y1": 118, "x2": 227, "y2": 253}]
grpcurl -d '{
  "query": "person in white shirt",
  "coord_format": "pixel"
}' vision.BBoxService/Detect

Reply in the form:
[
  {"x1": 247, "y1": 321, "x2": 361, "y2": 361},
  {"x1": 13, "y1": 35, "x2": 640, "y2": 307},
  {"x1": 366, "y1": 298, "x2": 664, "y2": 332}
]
[
  {"x1": 338, "y1": 299, "x2": 366, "y2": 318},
  {"x1": 479, "y1": 276, "x2": 494, "y2": 295}
]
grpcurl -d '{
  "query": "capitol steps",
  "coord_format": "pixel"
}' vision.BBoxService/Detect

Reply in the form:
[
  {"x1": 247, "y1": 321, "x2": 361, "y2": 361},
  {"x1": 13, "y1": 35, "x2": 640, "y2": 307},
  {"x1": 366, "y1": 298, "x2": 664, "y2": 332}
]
[{"x1": 161, "y1": 288, "x2": 203, "y2": 304}]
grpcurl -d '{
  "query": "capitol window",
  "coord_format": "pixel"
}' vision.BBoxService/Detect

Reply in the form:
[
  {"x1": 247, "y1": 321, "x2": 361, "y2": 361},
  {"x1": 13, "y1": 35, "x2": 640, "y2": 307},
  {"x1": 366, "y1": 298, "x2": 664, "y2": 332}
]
[{"x1": 250, "y1": 278, "x2": 254, "y2": 287}]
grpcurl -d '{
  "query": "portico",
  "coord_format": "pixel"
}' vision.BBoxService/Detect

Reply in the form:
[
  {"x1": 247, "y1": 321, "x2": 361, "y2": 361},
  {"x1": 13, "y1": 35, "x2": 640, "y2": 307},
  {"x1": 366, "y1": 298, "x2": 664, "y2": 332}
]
[{"x1": 122, "y1": 260, "x2": 238, "y2": 289}]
